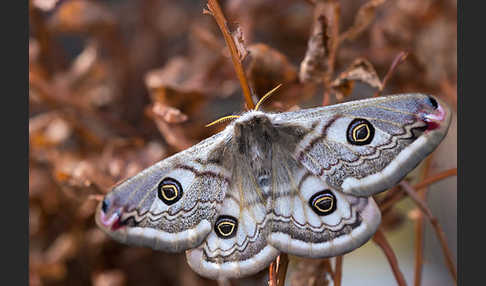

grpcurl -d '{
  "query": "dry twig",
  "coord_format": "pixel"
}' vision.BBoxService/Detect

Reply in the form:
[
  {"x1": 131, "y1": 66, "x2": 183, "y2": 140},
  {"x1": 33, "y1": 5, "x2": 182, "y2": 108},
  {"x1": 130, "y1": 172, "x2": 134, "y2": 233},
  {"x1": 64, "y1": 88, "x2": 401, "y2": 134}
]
[
  {"x1": 400, "y1": 181, "x2": 458, "y2": 284},
  {"x1": 373, "y1": 228, "x2": 407, "y2": 286},
  {"x1": 374, "y1": 51, "x2": 409, "y2": 97},
  {"x1": 205, "y1": 0, "x2": 254, "y2": 109},
  {"x1": 412, "y1": 156, "x2": 432, "y2": 286},
  {"x1": 333, "y1": 256, "x2": 343, "y2": 286},
  {"x1": 379, "y1": 168, "x2": 457, "y2": 213}
]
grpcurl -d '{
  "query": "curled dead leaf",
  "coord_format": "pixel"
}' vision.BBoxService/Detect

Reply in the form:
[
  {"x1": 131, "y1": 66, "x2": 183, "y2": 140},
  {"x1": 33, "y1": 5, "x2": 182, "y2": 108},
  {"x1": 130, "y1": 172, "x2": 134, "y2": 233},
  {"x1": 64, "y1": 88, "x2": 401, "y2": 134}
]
[
  {"x1": 145, "y1": 57, "x2": 218, "y2": 151},
  {"x1": 246, "y1": 43, "x2": 316, "y2": 111},
  {"x1": 32, "y1": 0, "x2": 61, "y2": 12},
  {"x1": 229, "y1": 23, "x2": 248, "y2": 62},
  {"x1": 152, "y1": 103, "x2": 189, "y2": 124},
  {"x1": 340, "y1": 0, "x2": 387, "y2": 42},
  {"x1": 45, "y1": 233, "x2": 77, "y2": 264},
  {"x1": 92, "y1": 270, "x2": 126, "y2": 286},
  {"x1": 247, "y1": 43, "x2": 298, "y2": 95},
  {"x1": 289, "y1": 258, "x2": 332, "y2": 286},
  {"x1": 331, "y1": 58, "x2": 382, "y2": 100},
  {"x1": 48, "y1": 0, "x2": 116, "y2": 34},
  {"x1": 299, "y1": 1, "x2": 340, "y2": 84},
  {"x1": 146, "y1": 105, "x2": 202, "y2": 152}
]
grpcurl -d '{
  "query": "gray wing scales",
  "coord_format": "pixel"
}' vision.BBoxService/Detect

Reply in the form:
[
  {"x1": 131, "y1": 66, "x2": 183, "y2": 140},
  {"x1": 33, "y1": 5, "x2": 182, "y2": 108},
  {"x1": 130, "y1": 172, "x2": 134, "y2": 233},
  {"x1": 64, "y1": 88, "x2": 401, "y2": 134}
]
[
  {"x1": 267, "y1": 142, "x2": 381, "y2": 258},
  {"x1": 96, "y1": 93, "x2": 451, "y2": 280},
  {"x1": 96, "y1": 130, "x2": 233, "y2": 253},
  {"x1": 270, "y1": 93, "x2": 451, "y2": 196}
]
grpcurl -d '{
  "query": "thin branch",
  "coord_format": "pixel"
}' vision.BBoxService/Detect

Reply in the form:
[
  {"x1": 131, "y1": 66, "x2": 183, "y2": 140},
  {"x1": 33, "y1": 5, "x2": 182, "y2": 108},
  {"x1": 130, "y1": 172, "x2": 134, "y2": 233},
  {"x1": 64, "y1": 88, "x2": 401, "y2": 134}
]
[
  {"x1": 379, "y1": 168, "x2": 457, "y2": 213},
  {"x1": 322, "y1": 258, "x2": 335, "y2": 278},
  {"x1": 400, "y1": 182, "x2": 458, "y2": 284},
  {"x1": 217, "y1": 278, "x2": 231, "y2": 286},
  {"x1": 205, "y1": 0, "x2": 254, "y2": 109},
  {"x1": 333, "y1": 256, "x2": 343, "y2": 286},
  {"x1": 374, "y1": 51, "x2": 409, "y2": 97},
  {"x1": 276, "y1": 254, "x2": 289, "y2": 286},
  {"x1": 268, "y1": 254, "x2": 289, "y2": 286},
  {"x1": 323, "y1": 91, "x2": 332, "y2": 106},
  {"x1": 268, "y1": 260, "x2": 277, "y2": 286},
  {"x1": 413, "y1": 156, "x2": 432, "y2": 286},
  {"x1": 413, "y1": 168, "x2": 457, "y2": 190},
  {"x1": 373, "y1": 228, "x2": 407, "y2": 286}
]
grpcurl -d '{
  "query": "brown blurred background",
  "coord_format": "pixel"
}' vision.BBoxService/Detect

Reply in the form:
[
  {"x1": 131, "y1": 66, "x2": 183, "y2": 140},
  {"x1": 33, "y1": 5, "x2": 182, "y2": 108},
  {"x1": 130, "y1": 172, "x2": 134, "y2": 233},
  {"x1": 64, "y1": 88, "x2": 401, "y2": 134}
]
[{"x1": 29, "y1": 0, "x2": 457, "y2": 285}]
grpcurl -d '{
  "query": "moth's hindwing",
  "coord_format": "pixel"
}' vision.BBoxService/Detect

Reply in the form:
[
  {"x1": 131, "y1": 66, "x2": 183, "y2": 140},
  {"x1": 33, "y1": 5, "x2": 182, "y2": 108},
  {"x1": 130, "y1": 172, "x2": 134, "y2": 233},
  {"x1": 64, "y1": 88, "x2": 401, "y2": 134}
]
[
  {"x1": 266, "y1": 143, "x2": 381, "y2": 259},
  {"x1": 96, "y1": 93, "x2": 451, "y2": 279}
]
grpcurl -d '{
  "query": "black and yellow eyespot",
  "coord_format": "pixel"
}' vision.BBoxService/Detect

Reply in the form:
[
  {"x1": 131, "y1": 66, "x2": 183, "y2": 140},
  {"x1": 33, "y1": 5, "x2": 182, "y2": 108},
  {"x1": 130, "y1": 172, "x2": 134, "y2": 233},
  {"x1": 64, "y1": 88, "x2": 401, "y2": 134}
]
[
  {"x1": 214, "y1": 215, "x2": 238, "y2": 238},
  {"x1": 309, "y1": 190, "x2": 337, "y2": 216},
  {"x1": 347, "y1": 118, "x2": 374, "y2": 145},
  {"x1": 157, "y1": 177, "x2": 183, "y2": 205}
]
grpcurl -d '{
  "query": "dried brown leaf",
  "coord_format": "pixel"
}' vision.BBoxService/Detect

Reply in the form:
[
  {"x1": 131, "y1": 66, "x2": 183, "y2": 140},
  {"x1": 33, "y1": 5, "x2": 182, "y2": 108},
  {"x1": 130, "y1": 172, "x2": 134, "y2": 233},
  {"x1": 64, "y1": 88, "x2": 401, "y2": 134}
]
[
  {"x1": 340, "y1": 0, "x2": 387, "y2": 42},
  {"x1": 414, "y1": 17, "x2": 457, "y2": 85},
  {"x1": 229, "y1": 23, "x2": 249, "y2": 61},
  {"x1": 67, "y1": 41, "x2": 99, "y2": 82},
  {"x1": 246, "y1": 43, "x2": 316, "y2": 111},
  {"x1": 53, "y1": 158, "x2": 98, "y2": 190},
  {"x1": 32, "y1": 0, "x2": 61, "y2": 12},
  {"x1": 145, "y1": 57, "x2": 214, "y2": 151},
  {"x1": 191, "y1": 25, "x2": 225, "y2": 53},
  {"x1": 35, "y1": 262, "x2": 67, "y2": 281},
  {"x1": 331, "y1": 80, "x2": 354, "y2": 102},
  {"x1": 145, "y1": 57, "x2": 209, "y2": 113},
  {"x1": 48, "y1": 0, "x2": 116, "y2": 33},
  {"x1": 247, "y1": 44, "x2": 297, "y2": 96},
  {"x1": 92, "y1": 270, "x2": 126, "y2": 286},
  {"x1": 45, "y1": 233, "x2": 77, "y2": 263},
  {"x1": 299, "y1": 1, "x2": 340, "y2": 84},
  {"x1": 98, "y1": 139, "x2": 167, "y2": 183},
  {"x1": 148, "y1": 105, "x2": 201, "y2": 152},
  {"x1": 29, "y1": 112, "x2": 73, "y2": 148},
  {"x1": 299, "y1": 14, "x2": 329, "y2": 83},
  {"x1": 289, "y1": 258, "x2": 332, "y2": 286},
  {"x1": 331, "y1": 58, "x2": 382, "y2": 100},
  {"x1": 29, "y1": 38, "x2": 40, "y2": 62},
  {"x1": 29, "y1": 205, "x2": 43, "y2": 236},
  {"x1": 152, "y1": 103, "x2": 189, "y2": 124}
]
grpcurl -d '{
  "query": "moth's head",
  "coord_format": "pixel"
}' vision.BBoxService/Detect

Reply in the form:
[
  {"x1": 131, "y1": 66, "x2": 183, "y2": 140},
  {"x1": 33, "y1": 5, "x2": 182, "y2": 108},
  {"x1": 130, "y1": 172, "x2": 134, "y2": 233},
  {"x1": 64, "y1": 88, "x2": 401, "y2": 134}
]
[
  {"x1": 415, "y1": 95, "x2": 451, "y2": 134},
  {"x1": 376, "y1": 94, "x2": 451, "y2": 150},
  {"x1": 232, "y1": 111, "x2": 273, "y2": 132},
  {"x1": 95, "y1": 170, "x2": 161, "y2": 240},
  {"x1": 234, "y1": 110, "x2": 268, "y2": 124},
  {"x1": 95, "y1": 184, "x2": 133, "y2": 236}
]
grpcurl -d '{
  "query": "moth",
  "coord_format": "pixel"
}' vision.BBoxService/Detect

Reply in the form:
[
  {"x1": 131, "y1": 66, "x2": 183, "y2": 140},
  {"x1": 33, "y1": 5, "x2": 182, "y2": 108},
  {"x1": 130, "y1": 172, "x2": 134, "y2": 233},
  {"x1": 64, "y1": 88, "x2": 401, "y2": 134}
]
[{"x1": 96, "y1": 93, "x2": 451, "y2": 279}]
